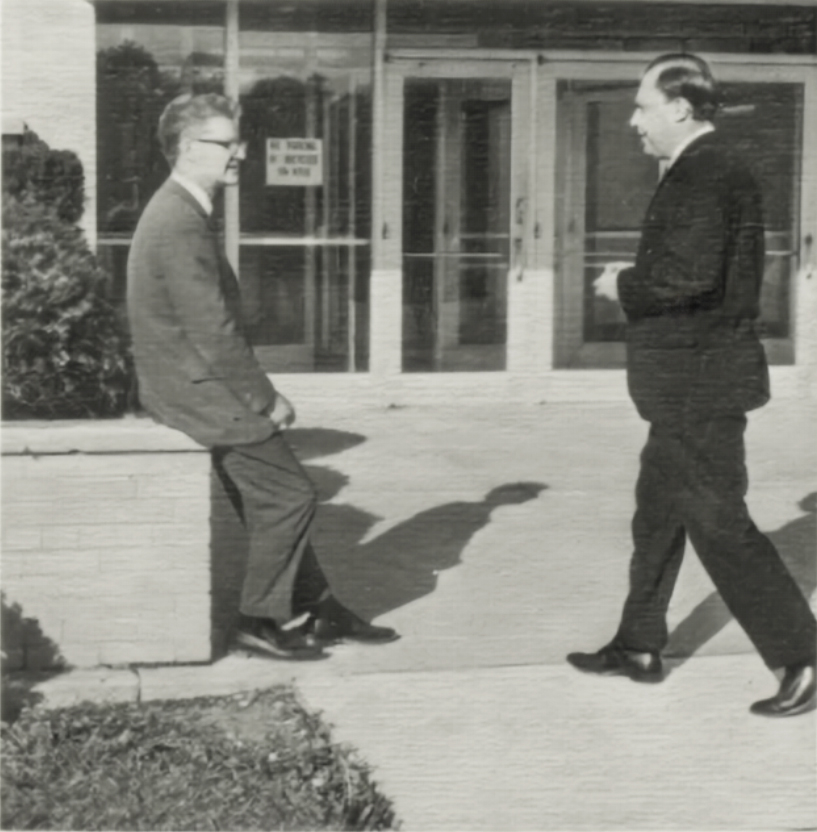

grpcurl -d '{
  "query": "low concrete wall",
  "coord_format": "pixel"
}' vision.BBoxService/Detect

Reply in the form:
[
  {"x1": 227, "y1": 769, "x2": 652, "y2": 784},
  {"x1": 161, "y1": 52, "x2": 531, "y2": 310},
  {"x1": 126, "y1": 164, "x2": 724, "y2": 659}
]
[{"x1": 1, "y1": 417, "x2": 211, "y2": 670}]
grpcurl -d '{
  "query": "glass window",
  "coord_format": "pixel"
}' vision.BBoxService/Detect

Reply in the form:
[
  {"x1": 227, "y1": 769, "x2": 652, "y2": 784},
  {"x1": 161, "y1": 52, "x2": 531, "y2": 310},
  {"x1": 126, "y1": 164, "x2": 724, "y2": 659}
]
[
  {"x1": 95, "y1": 1, "x2": 373, "y2": 373},
  {"x1": 95, "y1": 6, "x2": 225, "y2": 306},
  {"x1": 402, "y1": 78, "x2": 512, "y2": 372},
  {"x1": 555, "y1": 79, "x2": 802, "y2": 368},
  {"x1": 96, "y1": 14, "x2": 225, "y2": 235},
  {"x1": 238, "y1": 8, "x2": 373, "y2": 372}
]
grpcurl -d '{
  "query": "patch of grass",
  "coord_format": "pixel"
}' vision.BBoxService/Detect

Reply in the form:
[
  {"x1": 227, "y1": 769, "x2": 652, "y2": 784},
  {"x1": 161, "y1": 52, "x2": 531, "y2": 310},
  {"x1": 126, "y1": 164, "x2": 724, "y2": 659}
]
[{"x1": 1, "y1": 685, "x2": 399, "y2": 830}]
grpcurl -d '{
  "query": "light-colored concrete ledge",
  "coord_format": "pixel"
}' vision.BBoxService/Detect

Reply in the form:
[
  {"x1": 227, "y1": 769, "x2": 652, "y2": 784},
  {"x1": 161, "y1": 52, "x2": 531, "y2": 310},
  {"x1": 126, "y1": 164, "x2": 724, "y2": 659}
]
[
  {"x1": 1, "y1": 416, "x2": 204, "y2": 456},
  {"x1": 33, "y1": 667, "x2": 141, "y2": 709}
]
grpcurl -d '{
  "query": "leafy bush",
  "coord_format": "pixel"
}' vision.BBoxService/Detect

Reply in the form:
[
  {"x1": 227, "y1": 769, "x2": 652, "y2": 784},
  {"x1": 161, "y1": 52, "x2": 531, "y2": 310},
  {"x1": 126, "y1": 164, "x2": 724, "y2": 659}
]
[
  {"x1": 2, "y1": 130, "x2": 85, "y2": 224},
  {"x1": 1, "y1": 687, "x2": 399, "y2": 830},
  {"x1": 2, "y1": 132, "x2": 133, "y2": 419}
]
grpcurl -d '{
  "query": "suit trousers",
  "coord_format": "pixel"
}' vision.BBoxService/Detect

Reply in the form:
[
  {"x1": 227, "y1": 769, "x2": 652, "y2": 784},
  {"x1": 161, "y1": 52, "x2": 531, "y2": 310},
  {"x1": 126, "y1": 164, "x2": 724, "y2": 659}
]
[
  {"x1": 213, "y1": 431, "x2": 329, "y2": 625},
  {"x1": 614, "y1": 415, "x2": 816, "y2": 669}
]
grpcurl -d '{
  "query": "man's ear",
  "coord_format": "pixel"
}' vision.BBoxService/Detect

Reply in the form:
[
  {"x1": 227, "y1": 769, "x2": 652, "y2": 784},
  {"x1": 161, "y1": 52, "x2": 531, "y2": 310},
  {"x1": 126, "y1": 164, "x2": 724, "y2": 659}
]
[
  {"x1": 672, "y1": 96, "x2": 693, "y2": 123},
  {"x1": 177, "y1": 132, "x2": 194, "y2": 160}
]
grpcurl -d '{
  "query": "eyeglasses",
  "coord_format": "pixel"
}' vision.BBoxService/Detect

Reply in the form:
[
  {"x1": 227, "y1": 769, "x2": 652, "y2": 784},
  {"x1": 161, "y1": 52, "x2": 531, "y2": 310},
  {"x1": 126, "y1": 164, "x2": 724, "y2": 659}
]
[{"x1": 194, "y1": 138, "x2": 247, "y2": 154}]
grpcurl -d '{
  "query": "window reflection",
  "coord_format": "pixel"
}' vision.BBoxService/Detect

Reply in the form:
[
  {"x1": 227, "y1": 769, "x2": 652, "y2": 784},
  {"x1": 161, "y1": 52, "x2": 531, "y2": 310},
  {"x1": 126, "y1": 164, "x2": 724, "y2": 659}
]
[
  {"x1": 96, "y1": 23, "x2": 225, "y2": 235},
  {"x1": 95, "y1": 5, "x2": 373, "y2": 373},
  {"x1": 237, "y1": 24, "x2": 372, "y2": 372},
  {"x1": 402, "y1": 78, "x2": 511, "y2": 372},
  {"x1": 556, "y1": 79, "x2": 801, "y2": 367}
]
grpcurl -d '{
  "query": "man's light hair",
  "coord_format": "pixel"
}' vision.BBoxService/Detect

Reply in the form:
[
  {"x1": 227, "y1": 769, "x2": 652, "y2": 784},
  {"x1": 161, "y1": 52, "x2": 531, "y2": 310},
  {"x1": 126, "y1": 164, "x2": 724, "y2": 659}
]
[
  {"x1": 644, "y1": 53, "x2": 719, "y2": 122},
  {"x1": 157, "y1": 93, "x2": 240, "y2": 166}
]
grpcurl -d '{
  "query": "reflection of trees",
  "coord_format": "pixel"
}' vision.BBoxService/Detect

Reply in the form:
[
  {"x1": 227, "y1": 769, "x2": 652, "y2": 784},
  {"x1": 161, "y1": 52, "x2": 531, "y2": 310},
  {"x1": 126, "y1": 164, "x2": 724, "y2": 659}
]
[
  {"x1": 239, "y1": 75, "x2": 371, "y2": 237},
  {"x1": 96, "y1": 42, "x2": 224, "y2": 233},
  {"x1": 238, "y1": 75, "x2": 372, "y2": 362},
  {"x1": 240, "y1": 76, "x2": 319, "y2": 236}
]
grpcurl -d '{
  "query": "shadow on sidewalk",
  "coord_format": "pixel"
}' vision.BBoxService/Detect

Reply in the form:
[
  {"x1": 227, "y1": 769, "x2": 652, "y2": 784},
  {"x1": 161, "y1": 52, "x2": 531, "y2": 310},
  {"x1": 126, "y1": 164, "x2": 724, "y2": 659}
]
[
  {"x1": 314, "y1": 482, "x2": 548, "y2": 621},
  {"x1": 210, "y1": 426, "x2": 547, "y2": 654},
  {"x1": 665, "y1": 492, "x2": 817, "y2": 664}
]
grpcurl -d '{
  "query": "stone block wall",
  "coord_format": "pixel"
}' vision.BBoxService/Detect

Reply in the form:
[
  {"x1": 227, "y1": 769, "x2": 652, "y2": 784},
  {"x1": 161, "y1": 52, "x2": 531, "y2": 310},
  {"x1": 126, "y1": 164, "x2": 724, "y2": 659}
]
[{"x1": 1, "y1": 420, "x2": 211, "y2": 670}]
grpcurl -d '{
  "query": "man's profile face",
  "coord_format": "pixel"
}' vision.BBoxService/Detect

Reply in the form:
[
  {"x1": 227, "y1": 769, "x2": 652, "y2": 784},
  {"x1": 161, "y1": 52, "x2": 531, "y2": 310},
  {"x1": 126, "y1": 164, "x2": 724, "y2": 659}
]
[
  {"x1": 629, "y1": 69, "x2": 682, "y2": 160},
  {"x1": 181, "y1": 115, "x2": 245, "y2": 189}
]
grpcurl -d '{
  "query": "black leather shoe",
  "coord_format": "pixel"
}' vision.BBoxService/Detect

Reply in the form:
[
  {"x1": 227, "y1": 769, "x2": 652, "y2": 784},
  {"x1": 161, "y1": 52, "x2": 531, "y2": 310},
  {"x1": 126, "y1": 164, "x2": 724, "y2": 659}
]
[
  {"x1": 567, "y1": 644, "x2": 664, "y2": 683},
  {"x1": 750, "y1": 662, "x2": 816, "y2": 717},
  {"x1": 310, "y1": 596, "x2": 400, "y2": 645},
  {"x1": 236, "y1": 618, "x2": 328, "y2": 661}
]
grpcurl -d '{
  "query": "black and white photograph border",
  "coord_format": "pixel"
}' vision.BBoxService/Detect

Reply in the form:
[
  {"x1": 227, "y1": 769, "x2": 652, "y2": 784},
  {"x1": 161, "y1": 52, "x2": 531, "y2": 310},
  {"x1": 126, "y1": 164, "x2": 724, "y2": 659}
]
[{"x1": 2, "y1": 0, "x2": 816, "y2": 829}]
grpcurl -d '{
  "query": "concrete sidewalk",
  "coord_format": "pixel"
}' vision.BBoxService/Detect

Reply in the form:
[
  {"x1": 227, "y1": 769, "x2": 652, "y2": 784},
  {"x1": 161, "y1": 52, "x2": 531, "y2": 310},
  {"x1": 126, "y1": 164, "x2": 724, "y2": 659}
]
[{"x1": 34, "y1": 399, "x2": 817, "y2": 830}]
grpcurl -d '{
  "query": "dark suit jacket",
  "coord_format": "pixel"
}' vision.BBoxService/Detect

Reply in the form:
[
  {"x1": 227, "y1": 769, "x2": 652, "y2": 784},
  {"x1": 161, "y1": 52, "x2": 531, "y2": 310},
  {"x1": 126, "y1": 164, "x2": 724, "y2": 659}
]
[
  {"x1": 617, "y1": 132, "x2": 770, "y2": 425},
  {"x1": 127, "y1": 179, "x2": 276, "y2": 448}
]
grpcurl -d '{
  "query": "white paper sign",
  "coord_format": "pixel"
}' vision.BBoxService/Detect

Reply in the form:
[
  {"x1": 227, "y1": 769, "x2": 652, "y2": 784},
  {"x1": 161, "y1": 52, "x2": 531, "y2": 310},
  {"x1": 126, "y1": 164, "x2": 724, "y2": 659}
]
[{"x1": 266, "y1": 138, "x2": 323, "y2": 186}]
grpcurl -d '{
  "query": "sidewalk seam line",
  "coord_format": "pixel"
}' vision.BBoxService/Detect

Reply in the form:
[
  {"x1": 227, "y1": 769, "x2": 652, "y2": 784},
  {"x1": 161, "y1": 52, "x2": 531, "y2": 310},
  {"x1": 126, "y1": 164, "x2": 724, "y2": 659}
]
[{"x1": 131, "y1": 666, "x2": 142, "y2": 704}]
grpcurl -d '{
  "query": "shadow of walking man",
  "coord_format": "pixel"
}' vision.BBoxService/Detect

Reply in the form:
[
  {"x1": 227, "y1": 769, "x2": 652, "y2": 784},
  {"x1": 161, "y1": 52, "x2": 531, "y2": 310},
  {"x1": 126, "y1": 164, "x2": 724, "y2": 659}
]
[
  {"x1": 665, "y1": 492, "x2": 816, "y2": 664},
  {"x1": 212, "y1": 423, "x2": 547, "y2": 653},
  {"x1": 316, "y1": 482, "x2": 548, "y2": 621}
]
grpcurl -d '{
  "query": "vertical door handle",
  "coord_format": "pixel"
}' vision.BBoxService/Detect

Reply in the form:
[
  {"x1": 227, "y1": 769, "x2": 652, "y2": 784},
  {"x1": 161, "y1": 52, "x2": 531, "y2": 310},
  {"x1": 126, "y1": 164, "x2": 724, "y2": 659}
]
[
  {"x1": 515, "y1": 197, "x2": 527, "y2": 227},
  {"x1": 512, "y1": 199, "x2": 527, "y2": 282},
  {"x1": 512, "y1": 237, "x2": 525, "y2": 282}
]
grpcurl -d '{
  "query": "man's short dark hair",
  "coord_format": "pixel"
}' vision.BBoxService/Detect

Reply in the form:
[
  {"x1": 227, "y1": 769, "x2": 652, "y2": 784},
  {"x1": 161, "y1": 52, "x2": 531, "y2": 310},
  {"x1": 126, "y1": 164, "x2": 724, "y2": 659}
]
[
  {"x1": 157, "y1": 93, "x2": 240, "y2": 166},
  {"x1": 645, "y1": 53, "x2": 719, "y2": 122}
]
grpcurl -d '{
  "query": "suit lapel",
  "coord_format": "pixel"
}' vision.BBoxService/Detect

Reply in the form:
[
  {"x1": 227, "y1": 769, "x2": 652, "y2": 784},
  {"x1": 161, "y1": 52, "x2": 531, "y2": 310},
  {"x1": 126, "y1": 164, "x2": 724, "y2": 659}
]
[{"x1": 161, "y1": 179, "x2": 240, "y2": 295}]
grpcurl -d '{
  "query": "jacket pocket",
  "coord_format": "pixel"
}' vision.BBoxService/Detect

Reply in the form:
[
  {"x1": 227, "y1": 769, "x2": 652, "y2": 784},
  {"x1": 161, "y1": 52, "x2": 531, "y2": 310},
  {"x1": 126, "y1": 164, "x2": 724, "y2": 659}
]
[{"x1": 627, "y1": 344, "x2": 698, "y2": 423}]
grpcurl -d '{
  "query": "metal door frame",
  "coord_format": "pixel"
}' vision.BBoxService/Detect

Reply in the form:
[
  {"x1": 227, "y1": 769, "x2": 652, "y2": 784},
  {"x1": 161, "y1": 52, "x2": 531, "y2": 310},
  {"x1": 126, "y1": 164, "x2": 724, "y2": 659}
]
[
  {"x1": 372, "y1": 53, "x2": 539, "y2": 377},
  {"x1": 543, "y1": 54, "x2": 817, "y2": 371}
]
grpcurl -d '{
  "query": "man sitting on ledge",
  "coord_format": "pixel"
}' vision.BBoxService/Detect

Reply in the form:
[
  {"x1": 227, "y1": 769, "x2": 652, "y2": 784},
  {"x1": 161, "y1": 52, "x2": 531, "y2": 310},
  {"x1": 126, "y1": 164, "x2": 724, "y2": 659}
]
[{"x1": 127, "y1": 93, "x2": 399, "y2": 661}]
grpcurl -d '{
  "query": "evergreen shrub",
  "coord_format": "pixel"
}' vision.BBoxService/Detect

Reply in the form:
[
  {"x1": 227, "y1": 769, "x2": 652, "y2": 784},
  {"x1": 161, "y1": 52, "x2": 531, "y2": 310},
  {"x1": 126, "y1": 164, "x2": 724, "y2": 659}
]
[{"x1": 2, "y1": 131, "x2": 133, "y2": 419}]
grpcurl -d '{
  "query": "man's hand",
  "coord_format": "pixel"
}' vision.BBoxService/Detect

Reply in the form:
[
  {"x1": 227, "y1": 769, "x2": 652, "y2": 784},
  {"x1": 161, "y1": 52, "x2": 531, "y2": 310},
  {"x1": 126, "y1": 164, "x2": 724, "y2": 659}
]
[
  {"x1": 593, "y1": 262, "x2": 634, "y2": 303},
  {"x1": 269, "y1": 392, "x2": 296, "y2": 430}
]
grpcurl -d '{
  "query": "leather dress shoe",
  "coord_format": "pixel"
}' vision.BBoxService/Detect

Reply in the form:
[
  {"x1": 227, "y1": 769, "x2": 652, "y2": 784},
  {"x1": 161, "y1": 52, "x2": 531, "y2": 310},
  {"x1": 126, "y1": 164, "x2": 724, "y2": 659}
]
[
  {"x1": 309, "y1": 596, "x2": 400, "y2": 645},
  {"x1": 750, "y1": 662, "x2": 816, "y2": 717},
  {"x1": 236, "y1": 617, "x2": 327, "y2": 661},
  {"x1": 567, "y1": 644, "x2": 664, "y2": 683}
]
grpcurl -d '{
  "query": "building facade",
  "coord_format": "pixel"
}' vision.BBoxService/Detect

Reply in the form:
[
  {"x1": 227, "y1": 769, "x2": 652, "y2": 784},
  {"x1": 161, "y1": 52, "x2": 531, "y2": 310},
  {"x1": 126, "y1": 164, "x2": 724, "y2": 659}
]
[{"x1": 4, "y1": 0, "x2": 817, "y2": 407}]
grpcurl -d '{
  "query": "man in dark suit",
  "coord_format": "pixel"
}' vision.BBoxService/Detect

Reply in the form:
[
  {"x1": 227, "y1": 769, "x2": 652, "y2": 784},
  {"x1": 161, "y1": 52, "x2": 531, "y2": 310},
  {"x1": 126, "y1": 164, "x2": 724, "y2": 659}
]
[
  {"x1": 567, "y1": 55, "x2": 815, "y2": 717},
  {"x1": 127, "y1": 93, "x2": 398, "y2": 660}
]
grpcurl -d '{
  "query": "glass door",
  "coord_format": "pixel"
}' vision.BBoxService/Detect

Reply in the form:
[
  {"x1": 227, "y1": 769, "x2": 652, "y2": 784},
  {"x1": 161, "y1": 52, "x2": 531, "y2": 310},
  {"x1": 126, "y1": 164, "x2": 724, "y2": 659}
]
[
  {"x1": 236, "y1": 29, "x2": 373, "y2": 373},
  {"x1": 554, "y1": 66, "x2": 806, "y2": 369},
  {"x1": 383, "y1": 58, "x2": 533, "y2": 373}
]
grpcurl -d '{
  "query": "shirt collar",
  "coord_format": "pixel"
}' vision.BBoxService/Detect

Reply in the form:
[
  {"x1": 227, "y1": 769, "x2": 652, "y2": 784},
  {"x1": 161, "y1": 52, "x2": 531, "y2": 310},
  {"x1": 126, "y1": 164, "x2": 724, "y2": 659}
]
[
  {"x1": 666, "y1": 123, "x2": 715, "y2": 171},
  {"x1": 171, "y1": 171, "x2": 213, "y2": 217}
]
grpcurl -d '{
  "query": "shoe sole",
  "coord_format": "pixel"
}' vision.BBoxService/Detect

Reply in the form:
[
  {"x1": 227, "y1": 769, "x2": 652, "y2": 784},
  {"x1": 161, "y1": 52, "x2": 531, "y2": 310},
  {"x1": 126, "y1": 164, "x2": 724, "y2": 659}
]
[
  {"x1": 750, "y1": 698, "x2": 817, "y2": 717},
  {"x1": 235, "y1": 631, "x2": 328, "y2": 661},
  {"x1": 567, "y1": 657, "x2": 664, "y2": 684},
  {"x1": 625, "y1": 669, "x2": 665, "y2": 684},
  {"x1": 588, "y1": 667, "x2": 664, "y2": 684},
  {"x1": 312, "y1": 632, "x2": 402, "y2": 647},
  {"x1": 341, "y1": 633, "x2": 402, "y2": 645}
]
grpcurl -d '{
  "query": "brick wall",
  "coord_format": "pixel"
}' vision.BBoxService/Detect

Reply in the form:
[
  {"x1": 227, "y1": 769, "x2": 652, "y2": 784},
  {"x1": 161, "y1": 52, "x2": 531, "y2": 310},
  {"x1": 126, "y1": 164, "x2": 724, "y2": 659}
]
[{"x1": 1, "y1": 420, "x2": 211, "y2": 670}]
